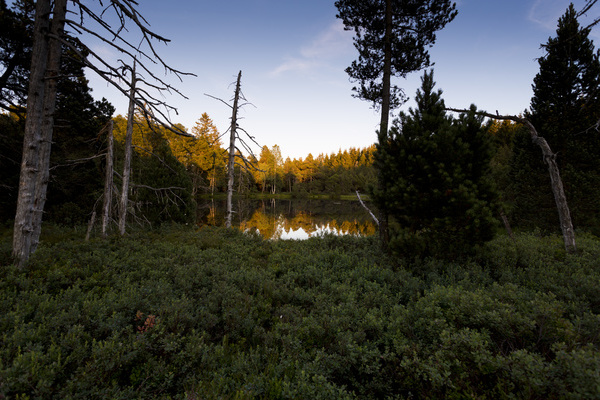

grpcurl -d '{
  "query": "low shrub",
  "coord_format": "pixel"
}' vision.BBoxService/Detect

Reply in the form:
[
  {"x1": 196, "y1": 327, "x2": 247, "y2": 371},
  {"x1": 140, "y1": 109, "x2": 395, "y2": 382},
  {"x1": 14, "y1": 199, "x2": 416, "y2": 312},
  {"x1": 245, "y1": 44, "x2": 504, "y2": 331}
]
[{"x1": 0, "y1": 227, "x2": 598, "y2": 398}]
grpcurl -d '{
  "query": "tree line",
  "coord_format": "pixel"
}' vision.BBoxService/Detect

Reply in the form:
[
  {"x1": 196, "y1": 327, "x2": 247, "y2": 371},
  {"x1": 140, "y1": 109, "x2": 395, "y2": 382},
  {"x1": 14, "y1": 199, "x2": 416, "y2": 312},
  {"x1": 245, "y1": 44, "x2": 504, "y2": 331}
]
[{"x1": 114, "y1": 110, "x2": 377, "y2": 198}]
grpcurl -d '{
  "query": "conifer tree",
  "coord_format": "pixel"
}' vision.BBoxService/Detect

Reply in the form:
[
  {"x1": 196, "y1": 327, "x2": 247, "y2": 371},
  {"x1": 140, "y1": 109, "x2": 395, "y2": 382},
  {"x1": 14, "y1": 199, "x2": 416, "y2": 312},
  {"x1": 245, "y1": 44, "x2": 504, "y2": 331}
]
[
  {"x1": 511, "y1": 4, "x2": 600, "y2": 232},
  {"x1": 374, "y1": 71, "x2": 497, "y2": 258},
  {"x1": 335, "y1": 0, "x2": 457, "y2": 245}
]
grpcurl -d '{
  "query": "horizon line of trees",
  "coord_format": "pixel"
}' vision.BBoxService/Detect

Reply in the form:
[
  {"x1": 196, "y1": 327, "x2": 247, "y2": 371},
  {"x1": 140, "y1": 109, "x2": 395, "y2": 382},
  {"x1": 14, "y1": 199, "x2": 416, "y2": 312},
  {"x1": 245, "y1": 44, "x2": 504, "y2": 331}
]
[{"x1": 111, "y1": 110, "x2": 378, "y2": 198}]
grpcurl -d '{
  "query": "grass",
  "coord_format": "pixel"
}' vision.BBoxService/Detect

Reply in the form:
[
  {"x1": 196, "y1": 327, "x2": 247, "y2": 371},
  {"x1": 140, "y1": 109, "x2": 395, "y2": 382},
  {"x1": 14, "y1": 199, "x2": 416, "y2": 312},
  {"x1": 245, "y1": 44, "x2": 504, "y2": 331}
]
[{"x1": 0, "y1": 225, "x2": 599, "y2": 399}]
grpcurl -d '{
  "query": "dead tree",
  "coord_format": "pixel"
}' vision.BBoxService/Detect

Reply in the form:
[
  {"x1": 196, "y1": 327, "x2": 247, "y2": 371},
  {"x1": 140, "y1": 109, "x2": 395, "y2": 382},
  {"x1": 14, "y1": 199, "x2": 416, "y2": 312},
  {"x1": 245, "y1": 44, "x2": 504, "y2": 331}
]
[
  {"x1": 119, "y1": 61, "x2": 137, "y2": 235},
  {"x1": 226, "y1": 72, "x2": 242, "y2": 228},
  {"x1": 206, "y1": 71, "x2": 262, "y2": 228},
  {"x1": 12, "y1": 0, "x2": 67, "y2": 267},
  {"x1": 12, "y1": 0, "x2": 194, "y2": 266},
  {"x1": 101, "y1": 120, "x2": 114, "y2": 237},
  {"x1": 447, "y1": 108, "x2": 576, "y2": 253}
]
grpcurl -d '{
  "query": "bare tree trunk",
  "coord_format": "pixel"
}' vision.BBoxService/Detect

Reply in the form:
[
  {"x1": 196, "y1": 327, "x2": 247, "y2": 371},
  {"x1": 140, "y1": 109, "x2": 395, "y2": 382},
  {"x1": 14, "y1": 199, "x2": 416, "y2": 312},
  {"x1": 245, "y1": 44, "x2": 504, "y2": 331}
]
[
  {"x1": 375, "y1": 0, "x2": 393, "y2": 250},
  {"x1": 85, "y1": 211, "x2": 96, "y2": 241},
  {"x1": 499, "y1": 207, "x2": 515, "y2": 243},
  {"x1": 225, "y1": 71, "x2": 242, "y2": 228},
  {"x1": 102, "y1": 120, "x2": 114, "y2": 237},
  {"x1": 446, "y1": 108, "x2": 576, "y2": 253},
  {"x1": 12, "y1": 0, "x2": 66, "y2": 267},
  {"x1": 119, "y1": 61, "x2": 136, "y2": 235},
  {"x1": 532, "y1": 134, "x2": 576, "y2": 253}
]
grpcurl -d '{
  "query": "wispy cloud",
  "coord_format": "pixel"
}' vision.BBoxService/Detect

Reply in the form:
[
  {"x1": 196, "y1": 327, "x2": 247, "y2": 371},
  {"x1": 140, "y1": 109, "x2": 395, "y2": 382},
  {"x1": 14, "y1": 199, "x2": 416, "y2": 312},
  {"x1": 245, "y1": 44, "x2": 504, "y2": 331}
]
[
  {"x1": 271, "y1": 20, "x2": 354, "y2": 76},
  {"x1": 528, "y1": 0, "x2": 572, "y2": 30}
]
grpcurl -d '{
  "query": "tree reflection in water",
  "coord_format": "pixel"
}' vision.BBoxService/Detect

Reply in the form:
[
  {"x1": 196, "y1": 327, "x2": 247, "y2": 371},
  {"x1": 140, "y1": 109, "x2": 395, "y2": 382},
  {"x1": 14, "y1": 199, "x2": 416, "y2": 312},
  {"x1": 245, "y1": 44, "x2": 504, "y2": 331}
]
[{"x1": 196, "y1": 198, "x2": 377, "y2": 239}]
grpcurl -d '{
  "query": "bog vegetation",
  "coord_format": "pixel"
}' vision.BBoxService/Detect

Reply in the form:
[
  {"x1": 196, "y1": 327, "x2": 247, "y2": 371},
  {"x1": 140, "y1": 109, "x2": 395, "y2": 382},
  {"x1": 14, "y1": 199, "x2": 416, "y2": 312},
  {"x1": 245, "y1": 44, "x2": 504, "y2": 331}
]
[{"x1": 1, "y1": 226, "x2": 600, "y2": 399}]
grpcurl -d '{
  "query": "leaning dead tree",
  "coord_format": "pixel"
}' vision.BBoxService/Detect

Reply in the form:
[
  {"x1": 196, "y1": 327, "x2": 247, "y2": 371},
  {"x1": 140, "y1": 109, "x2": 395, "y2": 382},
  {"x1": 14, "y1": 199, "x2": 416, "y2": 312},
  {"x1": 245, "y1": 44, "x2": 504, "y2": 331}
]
[
  {"x1": 206, "y1": 71, "x2": 261, "y2": 228},
  {"x1": 447, "y1": 108, "x2": 576, "y2": 253},
  {"x1": 12, "y1": 0, "x2": 193, "y2": 266}
]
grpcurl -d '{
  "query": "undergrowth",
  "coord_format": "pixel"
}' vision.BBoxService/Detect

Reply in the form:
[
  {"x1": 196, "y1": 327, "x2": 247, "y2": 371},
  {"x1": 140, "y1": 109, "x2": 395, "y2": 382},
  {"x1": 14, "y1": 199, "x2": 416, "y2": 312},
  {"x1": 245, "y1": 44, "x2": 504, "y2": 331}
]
[{"x1": 1, "y1": 226, "x2": 599, "y2": 399}]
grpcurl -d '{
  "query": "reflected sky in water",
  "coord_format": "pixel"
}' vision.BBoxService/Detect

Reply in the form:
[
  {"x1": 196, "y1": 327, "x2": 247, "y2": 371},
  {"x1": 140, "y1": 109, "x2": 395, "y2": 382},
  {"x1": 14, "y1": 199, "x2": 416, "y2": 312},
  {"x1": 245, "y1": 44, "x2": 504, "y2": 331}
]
[{"x1": 198, "y1": 198, "x2": 377, "y2": 240}]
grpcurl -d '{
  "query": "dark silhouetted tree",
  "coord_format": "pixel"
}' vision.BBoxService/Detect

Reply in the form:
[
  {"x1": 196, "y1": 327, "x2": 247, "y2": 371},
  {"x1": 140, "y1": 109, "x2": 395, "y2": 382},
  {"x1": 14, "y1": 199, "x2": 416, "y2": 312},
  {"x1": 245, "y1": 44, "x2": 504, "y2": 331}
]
[
  {"x1": 374, "y1": 71, "x2": 497, "y2": 258},
  {"x1": 512, "y1": 3, "x2": 600, "y2": 234},
  {"x1": 335, "y1": 0, "x2": 457, "y2": 246}
]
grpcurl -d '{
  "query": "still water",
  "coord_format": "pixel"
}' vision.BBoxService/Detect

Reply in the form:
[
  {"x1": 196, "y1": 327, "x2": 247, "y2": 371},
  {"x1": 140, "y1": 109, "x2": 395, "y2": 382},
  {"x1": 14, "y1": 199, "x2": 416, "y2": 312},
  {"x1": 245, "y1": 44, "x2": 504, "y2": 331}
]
[{"x1": 197, "y1": 198, "x2": 377, "y2": 240}]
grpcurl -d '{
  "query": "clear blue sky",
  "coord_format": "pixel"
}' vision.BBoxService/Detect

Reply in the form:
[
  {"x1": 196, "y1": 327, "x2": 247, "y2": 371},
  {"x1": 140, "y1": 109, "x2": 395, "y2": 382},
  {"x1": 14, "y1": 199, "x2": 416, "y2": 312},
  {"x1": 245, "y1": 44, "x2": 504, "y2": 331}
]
[{"x1": 80, "y1": 0, "x2": 599, "y2": 160}]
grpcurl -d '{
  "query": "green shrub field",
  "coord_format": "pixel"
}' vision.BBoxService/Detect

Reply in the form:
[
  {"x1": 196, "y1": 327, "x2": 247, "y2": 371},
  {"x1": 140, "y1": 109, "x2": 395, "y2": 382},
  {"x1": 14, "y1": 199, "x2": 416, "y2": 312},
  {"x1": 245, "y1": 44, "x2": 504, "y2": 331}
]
[{"x1": 1, "y1": 226, "x2": 599, "y2": 399}]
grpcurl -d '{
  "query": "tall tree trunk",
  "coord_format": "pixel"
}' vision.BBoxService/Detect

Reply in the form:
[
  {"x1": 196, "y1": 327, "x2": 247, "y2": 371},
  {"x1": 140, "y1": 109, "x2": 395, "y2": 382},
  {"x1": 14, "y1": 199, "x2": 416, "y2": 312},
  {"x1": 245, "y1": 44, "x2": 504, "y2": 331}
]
[
  {"x1": 119, "y1": 61, "x2": 136, "y2": 235},
  {"x1": 380, "y1": 0, "x2": 392, "y2": 139},
  {"x1": 225, "y1": 71, "x2": 242, "y2": 228},
  {"x1": 375, "y1": 0, "x2": 393, "y2": 250},
  {"x1": 12, "y1": 0, "x2": 66, "y2": 267},
  {"x1": 102, "y1": 120, "x2": 114, "y2": 237}
]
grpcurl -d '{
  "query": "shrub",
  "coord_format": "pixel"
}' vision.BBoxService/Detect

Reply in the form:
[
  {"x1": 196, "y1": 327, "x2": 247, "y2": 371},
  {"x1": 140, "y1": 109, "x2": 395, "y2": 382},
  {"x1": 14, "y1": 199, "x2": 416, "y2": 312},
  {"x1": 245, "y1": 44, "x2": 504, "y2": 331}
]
[{"x1": 0, "y1": 226, "x2": 598, "y2": 398}]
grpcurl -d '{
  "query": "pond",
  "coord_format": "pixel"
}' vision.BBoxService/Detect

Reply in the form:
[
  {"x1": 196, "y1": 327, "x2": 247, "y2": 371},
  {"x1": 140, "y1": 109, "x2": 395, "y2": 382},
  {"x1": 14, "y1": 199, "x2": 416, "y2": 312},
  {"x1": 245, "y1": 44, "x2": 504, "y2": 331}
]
[{"x1": 196, "y1": 198, "x2": 378, "y2": 240}]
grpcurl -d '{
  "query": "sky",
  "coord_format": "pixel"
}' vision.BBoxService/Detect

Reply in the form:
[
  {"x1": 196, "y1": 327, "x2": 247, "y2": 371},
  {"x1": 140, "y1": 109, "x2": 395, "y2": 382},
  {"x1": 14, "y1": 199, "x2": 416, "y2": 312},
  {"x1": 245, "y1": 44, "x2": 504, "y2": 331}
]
[{"x1": 76, "y1": 0, "x2": 599, "y2": 160}]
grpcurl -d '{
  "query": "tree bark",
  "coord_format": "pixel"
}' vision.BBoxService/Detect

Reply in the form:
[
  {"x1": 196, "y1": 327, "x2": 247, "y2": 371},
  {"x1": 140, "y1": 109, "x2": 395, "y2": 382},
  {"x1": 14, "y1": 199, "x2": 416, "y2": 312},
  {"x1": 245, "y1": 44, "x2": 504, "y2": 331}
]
[
  {"x1": 12, "y1": 0, "x2": 66, "y2": 267},
  {"x1": 225, "y1": 71, "x2": 242, "y2": 228},
  {"x1": 531, "y1": 133, "x2": 576, "y2": 253},
  {"x1": 447, "y1": 108, "x2": 576, "y2": 253},
  {"x1": 376, "y1": 0, "x2": 393, "y2": 250},
  {"x1": 119, "y1": 61, "x2": 136, "y2": 235},
  {"x1": 102, "y1": 120, "x2": 114, "y2": 237}
]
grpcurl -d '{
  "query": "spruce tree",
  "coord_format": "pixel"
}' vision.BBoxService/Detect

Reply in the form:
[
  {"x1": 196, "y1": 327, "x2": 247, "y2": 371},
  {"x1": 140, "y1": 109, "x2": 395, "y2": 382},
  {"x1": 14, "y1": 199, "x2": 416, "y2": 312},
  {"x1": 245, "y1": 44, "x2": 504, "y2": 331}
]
[
  {"x1": 511, "y1": 4, "x2": 600, "y2": 232},
  {"x1": 374, "y1": 71, "x2": 497, "y2": 258}
]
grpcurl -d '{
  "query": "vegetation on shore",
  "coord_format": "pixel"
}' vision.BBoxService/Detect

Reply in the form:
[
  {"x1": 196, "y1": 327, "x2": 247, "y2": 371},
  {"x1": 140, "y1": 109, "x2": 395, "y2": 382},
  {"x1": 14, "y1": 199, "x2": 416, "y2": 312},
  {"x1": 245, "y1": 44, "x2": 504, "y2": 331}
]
[{"x1": 1, "y1": 225, "x2": 599, "y2": 399}]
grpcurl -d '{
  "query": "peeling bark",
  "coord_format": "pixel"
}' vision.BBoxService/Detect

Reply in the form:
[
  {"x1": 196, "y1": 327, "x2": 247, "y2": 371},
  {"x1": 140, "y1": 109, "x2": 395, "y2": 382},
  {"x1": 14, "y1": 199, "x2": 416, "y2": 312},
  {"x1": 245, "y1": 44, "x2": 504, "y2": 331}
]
[{"x1": 12, "y1": 0, "x2": 66, "y2": 267}]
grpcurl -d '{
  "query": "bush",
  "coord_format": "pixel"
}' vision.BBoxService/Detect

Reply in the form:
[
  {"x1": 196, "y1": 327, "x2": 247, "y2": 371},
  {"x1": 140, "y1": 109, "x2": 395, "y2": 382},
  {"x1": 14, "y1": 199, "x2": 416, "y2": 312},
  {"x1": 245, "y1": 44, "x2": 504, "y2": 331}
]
[{"x1": 0, "y1": 227, "x2": 599, "y2": 398}]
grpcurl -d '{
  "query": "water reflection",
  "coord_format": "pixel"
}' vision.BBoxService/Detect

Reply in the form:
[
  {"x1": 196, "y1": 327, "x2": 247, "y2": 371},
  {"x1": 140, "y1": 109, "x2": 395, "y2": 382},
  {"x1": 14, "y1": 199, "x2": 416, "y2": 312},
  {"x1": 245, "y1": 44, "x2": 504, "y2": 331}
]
[{"x1": 197, "y1": 198, "x2": 377, "y2": 240}]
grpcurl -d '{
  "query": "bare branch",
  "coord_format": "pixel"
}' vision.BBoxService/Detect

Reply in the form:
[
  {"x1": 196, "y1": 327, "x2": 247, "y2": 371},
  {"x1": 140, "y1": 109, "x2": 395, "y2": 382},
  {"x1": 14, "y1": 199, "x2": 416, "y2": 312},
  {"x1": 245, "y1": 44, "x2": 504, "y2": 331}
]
[
  {"x1": 131, "y1": 145, "x2": 180, "y2": 174},
  {"x1": 131, "y1": 184, "x2": 186, "y2": 191},
  {"x1": 204, "y1": 93, "x2": 233, "y2": 109},
  {"x1": 577, "y1": 0, "x2": 599, "y2": 29},
  {"x1": 54, "y1": 34, "x2": 191, "y2": 137},
  {"x1": 49, "y1": 153, "x2": 107, "y2": 170}
]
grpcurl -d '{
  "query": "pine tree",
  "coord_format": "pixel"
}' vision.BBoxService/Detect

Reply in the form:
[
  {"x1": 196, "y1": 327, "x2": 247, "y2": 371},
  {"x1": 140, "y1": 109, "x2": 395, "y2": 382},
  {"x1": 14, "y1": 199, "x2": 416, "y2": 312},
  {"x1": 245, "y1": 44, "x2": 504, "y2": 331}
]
[
  {"x1": 511, "y1": 4, "x2": 600, "y2": 232},
  {"x1": 374, "y1": 71, "x2": 497, "y2": 258},
  {"x1": 335, "y1": 0, "x2": 457, "y2": 245}
]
